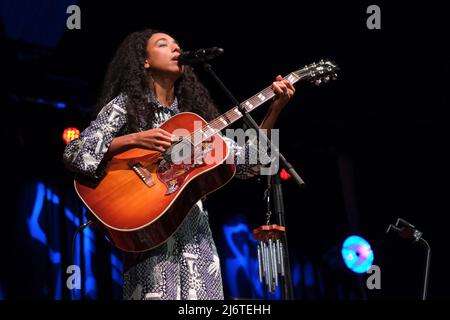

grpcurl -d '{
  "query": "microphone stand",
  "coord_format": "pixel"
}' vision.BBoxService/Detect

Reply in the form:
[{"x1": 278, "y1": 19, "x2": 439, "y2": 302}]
[
  {"x1": 271, "y1": 174, "x2": 295, "y2": 300},
  {"x1": 201, "y1": 61, "x2": 302, "y2": 300},
  {"x1": 386, "y1": 218, "x2": 431, "y2": 300}
]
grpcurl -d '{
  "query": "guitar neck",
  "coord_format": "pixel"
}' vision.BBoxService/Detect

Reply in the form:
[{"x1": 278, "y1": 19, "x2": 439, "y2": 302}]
[{"x1": 187, "y1": 68, "x2": 311, "y2": 144}]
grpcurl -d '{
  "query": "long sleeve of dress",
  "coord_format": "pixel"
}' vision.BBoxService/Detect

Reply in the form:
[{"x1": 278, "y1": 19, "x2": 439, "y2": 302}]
[{"x1": 63, "y1": 94, "x2": 128, "y2": 179}]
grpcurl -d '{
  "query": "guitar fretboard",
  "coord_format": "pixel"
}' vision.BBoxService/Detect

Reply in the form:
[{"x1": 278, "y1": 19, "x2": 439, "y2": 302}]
[{"x1": 185, "y1": 67, "x2": 312, "y2": 145}]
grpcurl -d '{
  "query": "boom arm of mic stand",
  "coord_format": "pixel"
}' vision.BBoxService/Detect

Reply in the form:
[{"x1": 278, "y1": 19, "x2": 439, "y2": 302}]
[{"x1": 202, "y1": 62, "x2": 305, "y2": 187}]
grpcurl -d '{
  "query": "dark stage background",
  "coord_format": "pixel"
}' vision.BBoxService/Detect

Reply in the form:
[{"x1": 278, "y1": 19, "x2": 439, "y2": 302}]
[{"x1": 0, "y1": 1, "x2": 449, "y2": 300}]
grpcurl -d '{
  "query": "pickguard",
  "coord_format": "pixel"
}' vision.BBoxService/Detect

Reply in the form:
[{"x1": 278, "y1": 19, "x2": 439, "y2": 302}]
[{"x1": 157, "y1": 141, "x2": 213, "y2": 194}]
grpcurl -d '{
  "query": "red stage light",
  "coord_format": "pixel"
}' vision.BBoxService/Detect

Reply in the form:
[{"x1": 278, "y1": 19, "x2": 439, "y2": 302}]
[
  {"x1": 279, "y1": 168, "x2": 292, "y2": 181},
  {"x1": 63, "y1": 127, "x2": 80, "y2": 144}
]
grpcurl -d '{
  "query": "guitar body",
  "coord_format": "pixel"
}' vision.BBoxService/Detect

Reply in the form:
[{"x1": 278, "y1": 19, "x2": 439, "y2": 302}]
[{"x1": 75, "y1": 112, "x2": 236, "y2": 252}]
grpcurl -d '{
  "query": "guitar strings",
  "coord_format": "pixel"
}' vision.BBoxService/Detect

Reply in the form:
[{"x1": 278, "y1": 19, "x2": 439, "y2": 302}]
[
  {"x1": 163, "y1": 62, "x2": 335, "y2": 157},
  {"x1": 182, "y1": 72, "x2": 305, "y2": 146}
]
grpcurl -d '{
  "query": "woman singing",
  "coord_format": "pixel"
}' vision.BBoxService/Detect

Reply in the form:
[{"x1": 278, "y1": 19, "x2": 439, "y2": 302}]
[{"x1": 63, "y1": 29, "x2": 295, "y2": 300}]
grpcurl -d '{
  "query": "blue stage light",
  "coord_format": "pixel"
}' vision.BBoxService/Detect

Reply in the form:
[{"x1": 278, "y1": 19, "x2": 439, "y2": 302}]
[{"x1": 341, "y1": 235, "x2": 374, "y2": 273}]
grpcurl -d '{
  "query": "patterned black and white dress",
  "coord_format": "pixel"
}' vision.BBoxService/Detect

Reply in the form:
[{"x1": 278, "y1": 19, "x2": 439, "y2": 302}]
[{"x1": 63, "y1": 93, "x2": 265, "y2": 300}]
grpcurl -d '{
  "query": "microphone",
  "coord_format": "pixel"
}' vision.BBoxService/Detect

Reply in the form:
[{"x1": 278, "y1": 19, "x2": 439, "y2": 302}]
[{"x1": 179, "y1": 47, "x2": 224, "y2": 65}]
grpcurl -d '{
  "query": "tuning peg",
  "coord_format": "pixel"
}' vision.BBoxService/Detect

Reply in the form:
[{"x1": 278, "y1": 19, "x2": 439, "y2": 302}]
[
  {"x1": 332, "y1": 73, "x2": 338, "y2": 80},
  {"x1": 314, "y1": 79, "x2": 322, "y2": 86},
  {"x1": 319, "y1": 59, "x2": 324, "y2": 64},
  {"x1": 324, "y1": 76, "x2": 330, "y2": 83}
]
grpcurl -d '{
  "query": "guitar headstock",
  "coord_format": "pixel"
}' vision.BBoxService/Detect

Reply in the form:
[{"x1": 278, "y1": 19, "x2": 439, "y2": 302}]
[{"x1": 296, "y1": 59, "x2": 339, "y2": 85}]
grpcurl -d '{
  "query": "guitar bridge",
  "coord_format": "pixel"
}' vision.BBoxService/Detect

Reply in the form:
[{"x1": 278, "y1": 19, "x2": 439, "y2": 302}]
[{"x1": 129, "y1": 161, "x2": 155, "y2": 188}]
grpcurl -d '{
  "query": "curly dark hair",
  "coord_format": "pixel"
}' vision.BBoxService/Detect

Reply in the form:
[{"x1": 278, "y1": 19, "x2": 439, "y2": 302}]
[{"x1": 96, "y1": 28, "x2": 220, "y2": 132}]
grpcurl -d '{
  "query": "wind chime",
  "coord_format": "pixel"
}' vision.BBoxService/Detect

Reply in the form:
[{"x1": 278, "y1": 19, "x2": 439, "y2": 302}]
[{"x1": 253, "y1": 176, "x2": 287, "y2": 293}]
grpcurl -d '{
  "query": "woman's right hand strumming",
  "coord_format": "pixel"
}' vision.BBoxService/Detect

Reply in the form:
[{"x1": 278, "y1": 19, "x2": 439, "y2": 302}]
[
  {"x1": 104, "y1": 128, "x2": 174, "y2": 160},
  {"x1": 134, "y1": 128, "x2": 174, "y2": 152}
]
